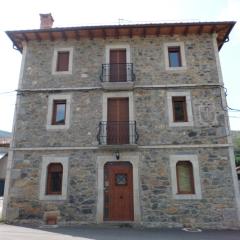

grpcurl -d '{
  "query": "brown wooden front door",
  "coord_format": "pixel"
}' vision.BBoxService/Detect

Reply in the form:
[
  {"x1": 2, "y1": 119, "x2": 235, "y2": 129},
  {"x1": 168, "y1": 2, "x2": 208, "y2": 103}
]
[
  {"x1": 107, "y1": 98, "x2": 129, "y2": 144},
  {"x1": 109, "y1": 49, "x2": 127, "y2": 82},
  {"x1": 104, "y1": 162, "x2": 134, "y2": 221}
]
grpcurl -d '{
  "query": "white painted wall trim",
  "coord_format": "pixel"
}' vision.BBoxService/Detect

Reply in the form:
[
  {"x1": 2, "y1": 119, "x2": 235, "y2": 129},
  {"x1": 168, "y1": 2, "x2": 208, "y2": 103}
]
[
  {"x1": 213, "y1": 33, "x2": 240, "y2": 224},
  {"x1": 2, "y1": 42, "x2": 28, "y2": 220},
  {"x1": 10, "y1": 144, "x2": 231, "y2": 151},
  {"x1": 135, "y1": 83, "x2": 221, "y2": 88},
  {"x1": 96, "y1": 153, "x2": 140, "y2": 223},
  {"x1": 164, "y1": 42, "x2": 187, "y2": 71},
  {"x1": 39, "y1": 156, "x2": 69, "y2": 201},
  {"x1": 52, "y1": 47, "x2": 73, "y2": 75},
  {"x1": 18, "y1": 84, "x2": 221, "y2": 93},
  {"x1": 167, "y1": 91, "x2": 194, "y2": 127},
  {"x1": 138, "y1": 144, "x2": 230, "y2": 149},
  {"x1": 46, "y1": 94, "x2": 71, "y2": 130},
  {"x1": 105, "y1": 44, "x2": 131, "y2": 64},
  {"x1": 170, "y1": 154, "x2": 202, "y2": 200},
  {"x1": 19, "y1": 87, "x2": 102, "y2": 92}
]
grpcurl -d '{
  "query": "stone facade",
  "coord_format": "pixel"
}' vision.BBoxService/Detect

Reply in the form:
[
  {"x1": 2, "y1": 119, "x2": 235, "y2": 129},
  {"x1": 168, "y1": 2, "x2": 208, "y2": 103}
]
[{"x1": 3, "y1": 23, "x2": 240, "y2": 229}]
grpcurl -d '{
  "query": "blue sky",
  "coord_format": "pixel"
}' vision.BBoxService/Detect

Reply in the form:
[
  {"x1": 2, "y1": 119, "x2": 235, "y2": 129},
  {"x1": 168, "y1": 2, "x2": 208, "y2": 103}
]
[{"x1": 0, "y1": 0, "x2": 239, "y2": 131}]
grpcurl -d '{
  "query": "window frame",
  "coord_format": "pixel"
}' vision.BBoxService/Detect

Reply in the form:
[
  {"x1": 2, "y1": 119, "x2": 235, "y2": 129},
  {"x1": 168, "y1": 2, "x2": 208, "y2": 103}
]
[
  {"x1": 176, "y1": 161, "x2": 195, "y2": 194},
  {"x1": 172, "y1": 96, "x2": 188, "y2": 122},
  {"x1": 52, "y1": 47, "x2": 73, "y2": 75},
  {"x1": 170, "y1": 155, "x2": 202, "y2": 200},
  {"x1": 46, "y1": 163, "x2": 63, "y2": 195},
  {"x1": 46, "y1": 94, "x2": 71, "y2": 130},
  {"x1": 40, "y1": 156, "x2": 69, "y2": 201},
  {"x1": 167, "y1": 91, "x2": 193, "y2": 127},
  {"x1": 164, "y1": 42, "x2": 186, "y2": 71},
  {"x1": 105, "y1": 44, "x2": 131, "y2": 82},
  {"x1": 51, "y1": 99, "x2": 67, "y2": 125}
]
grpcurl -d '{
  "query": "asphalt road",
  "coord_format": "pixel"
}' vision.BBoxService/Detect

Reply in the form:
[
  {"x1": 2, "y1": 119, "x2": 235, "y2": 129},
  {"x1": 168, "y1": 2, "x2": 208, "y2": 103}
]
[{"x1": 0, "y1": 224, "x2": 240, "y2": 240}]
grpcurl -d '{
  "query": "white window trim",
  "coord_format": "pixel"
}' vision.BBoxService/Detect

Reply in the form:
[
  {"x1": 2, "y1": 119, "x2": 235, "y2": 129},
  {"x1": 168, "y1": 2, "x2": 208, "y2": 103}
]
[
  {"x1": 170, "y1": 154, "x2": 202, "y2": 200},
  {"x1": 102, "y1": 91, "x2": 134, "y2": 144},
  {"x1": 164, "y1": 42, "x2": 186, "y2": 71},
  {"x1": 39, "y1": 156, "x2": 69, "y2": 201},
  {"x1": 52, "y1": 47, "x2": 73, "y2": 75},
  {"x1": 46, "y1": 94, "x2": 71, "y2": 130},
  {"x1": 105, "y1": 44, "x2": 131, "y2": 82},
  {"x1": 167, "y1": 91, "x2": 194, "y2": 127}
]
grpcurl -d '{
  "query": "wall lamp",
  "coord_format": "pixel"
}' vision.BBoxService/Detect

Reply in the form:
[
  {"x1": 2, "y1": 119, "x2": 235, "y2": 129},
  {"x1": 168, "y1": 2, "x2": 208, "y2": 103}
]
[{"x1": 115, "y1": 150, "x2": 120, "y2": 160}]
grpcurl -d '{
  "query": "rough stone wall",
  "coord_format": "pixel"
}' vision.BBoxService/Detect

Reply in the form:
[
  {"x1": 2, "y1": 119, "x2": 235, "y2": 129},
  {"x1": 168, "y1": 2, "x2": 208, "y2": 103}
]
[
  {"x1": 5, "y1": 33, "x2": 239, "y2": 228},
  {"x1": 21, "y1": 34, "x2": 218, "y2": 90},
  {"x1": 14, "y1": 87, "x2": 227, "y2": 148},
  {"x1": 139, "y1": 148, "x2": 238, "y2": 229},
  {"x1": 6, "y1": 148, "x2": 238, "y2": 228}
]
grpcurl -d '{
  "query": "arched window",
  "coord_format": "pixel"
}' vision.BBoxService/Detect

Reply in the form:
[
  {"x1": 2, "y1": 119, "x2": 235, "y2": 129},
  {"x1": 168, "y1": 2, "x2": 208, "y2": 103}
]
[
  {"x1": 46, "y1": 163, "x2": 63, "y2": 195},
  {"x1": 176, "y1": 161, "x2": 195, "y2": 194}
]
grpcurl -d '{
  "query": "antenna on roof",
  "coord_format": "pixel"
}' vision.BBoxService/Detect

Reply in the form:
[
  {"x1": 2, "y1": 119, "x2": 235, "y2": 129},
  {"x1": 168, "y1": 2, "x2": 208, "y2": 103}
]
[{"x1": 118, "y1": 18, "x2": 132, "y2": 25}]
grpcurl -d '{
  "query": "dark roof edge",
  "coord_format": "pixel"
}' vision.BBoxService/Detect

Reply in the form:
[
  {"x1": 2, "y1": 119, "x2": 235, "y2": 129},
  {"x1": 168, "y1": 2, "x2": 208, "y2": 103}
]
[{"x1": 5, "y1": 21, "x2": 236, "y2": 34}]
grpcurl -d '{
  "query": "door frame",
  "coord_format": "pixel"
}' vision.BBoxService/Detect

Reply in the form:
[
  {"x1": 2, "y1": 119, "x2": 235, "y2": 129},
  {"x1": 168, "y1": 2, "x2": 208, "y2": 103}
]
[
  {"x1": 102, "y1": 92, "x2": 134, "y2": 145},
  {"x1": 105, "y1": 44, "x2": 131, "y2": 82},
  {"x1": 96, "y1": 153, "x2": 140, "y2": 223}
]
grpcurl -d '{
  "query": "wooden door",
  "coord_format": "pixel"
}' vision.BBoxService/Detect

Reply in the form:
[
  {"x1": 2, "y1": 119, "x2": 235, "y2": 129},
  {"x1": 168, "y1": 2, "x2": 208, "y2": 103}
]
[
  {"x1": 107, "y1": 98, "x2": 129, "y2": 144},
  {"x1": 104, "y1": 162, "x2": 134, "y2": 221},
  {"x1": 109, "y1": 49, "x2": 127, "y2": 82}
]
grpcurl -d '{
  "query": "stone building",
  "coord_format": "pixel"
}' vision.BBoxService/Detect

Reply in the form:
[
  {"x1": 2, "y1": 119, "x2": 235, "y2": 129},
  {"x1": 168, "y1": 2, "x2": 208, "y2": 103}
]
[{"x1": 3, "y1": 14, "x2": 240, "y2": 229}]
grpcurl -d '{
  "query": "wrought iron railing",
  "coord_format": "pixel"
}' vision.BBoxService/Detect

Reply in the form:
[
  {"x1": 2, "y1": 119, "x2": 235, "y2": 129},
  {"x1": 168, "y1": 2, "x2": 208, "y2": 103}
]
[
  {"x1": 97, "y1": 121, "x2": 139, "y2": 145},
  {"x1": 100, "y1": 63, "x2": 135, "y2": 82}
]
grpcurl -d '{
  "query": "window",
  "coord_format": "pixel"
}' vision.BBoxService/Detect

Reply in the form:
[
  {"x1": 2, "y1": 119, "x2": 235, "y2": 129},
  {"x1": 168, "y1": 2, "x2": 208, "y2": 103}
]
[
  {"x1": 46, "y1": 163, "x2": 63, "y2": 195},
  {"x1": 46, "y1": 94, "x2": 71, "y2": 130},
  {"x1": 40, "y1": 156, "x2": 69, "y2": 200},
  {"x1": 167, "y1": 92, "x2": 193, "y2": 127},
  {"x1": 0, "y1": 179, "x2": 5, "y2": 196},
  {"x1": 170, "y1": 155, "x2": 202, "y2": 200},
  {"x1": 172, "y1": 96, "x2": 188, "y2": 122},
  {"x1": 52, "y1": 47, "x2": 73, "y2": 74},
  {"x1": 168, "y1": 46, "x2": 181, "y2": 67},
  {"x1": 52, "y1": 100, "x2": 66, "y2": 125},
  {"x1": 164, "y1": 42, "x2": 186, "y2": 70},
  {"x1": 56, "y1": 51, "x2": 69, "y2": 72},
  {"x1": 105, "y1": 44, "x2": 131, "y2": 82},
  {"x1": 176, "y1": 161, "x2": 195, "y2": 194}
]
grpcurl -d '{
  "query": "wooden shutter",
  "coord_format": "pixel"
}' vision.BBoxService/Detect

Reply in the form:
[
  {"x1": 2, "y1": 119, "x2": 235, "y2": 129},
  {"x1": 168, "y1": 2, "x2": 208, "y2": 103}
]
[
  {"x1": 56, "y1": 51, "x2": 69, "y2": 71},
  {"x1": 107, "y1": 98, "x2": 129, "y2": 144},
  {"x1": 109, "y1": 49, "x2": 127, "y2": 82},
  {"x1": 176, "y1": 161, "x2": 195, "y2": 194}
]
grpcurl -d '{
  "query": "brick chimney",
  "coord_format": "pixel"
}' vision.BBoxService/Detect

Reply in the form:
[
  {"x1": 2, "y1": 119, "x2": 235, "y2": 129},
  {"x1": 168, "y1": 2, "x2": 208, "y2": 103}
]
[{"x1": 40, "y1": 13, "x2": 54, "y2": 29}]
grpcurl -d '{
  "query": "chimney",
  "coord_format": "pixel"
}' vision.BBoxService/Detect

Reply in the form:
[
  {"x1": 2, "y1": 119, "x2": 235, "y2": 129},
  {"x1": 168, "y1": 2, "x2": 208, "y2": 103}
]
[{"x1": 40, "y1": 13, "x2": 54, "y2": 29}]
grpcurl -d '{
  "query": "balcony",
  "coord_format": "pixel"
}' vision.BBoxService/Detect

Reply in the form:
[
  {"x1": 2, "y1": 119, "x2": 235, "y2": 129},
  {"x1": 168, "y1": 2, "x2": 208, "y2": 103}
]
[
  {"x1": 100, "y1": 63, "x2": 135, "y2": 90},
  {"x1": 97, "y1": 121, "x2": 139, "y2": 148}
]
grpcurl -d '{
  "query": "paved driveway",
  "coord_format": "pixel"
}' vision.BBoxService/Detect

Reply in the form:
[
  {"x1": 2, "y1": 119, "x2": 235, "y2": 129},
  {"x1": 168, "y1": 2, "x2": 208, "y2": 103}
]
[{"x1": 0, "y1": 224, "x2": 239, "y2": 240}]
